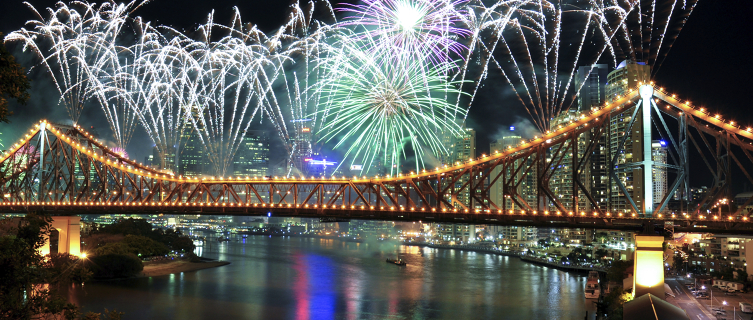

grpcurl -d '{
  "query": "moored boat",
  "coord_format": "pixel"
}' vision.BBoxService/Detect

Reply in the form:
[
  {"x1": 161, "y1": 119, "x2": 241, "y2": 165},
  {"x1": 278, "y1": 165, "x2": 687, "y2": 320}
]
[{"x1": 585, "y1": 271, "x2": 600, "y2": 299}]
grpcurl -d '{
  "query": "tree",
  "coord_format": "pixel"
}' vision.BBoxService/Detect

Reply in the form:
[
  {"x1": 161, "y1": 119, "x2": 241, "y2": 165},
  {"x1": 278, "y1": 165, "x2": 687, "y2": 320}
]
[
  {"x1": 595, "y1": 232, "x2": 610, "y2": 244},
  {"x1": 673, "y1": 253, "x2": 685, "y2": 274},
  {"x1": 123, "y1": 235, "x2": 169, "y2": 257},
  {"x1": 89, "y1": 254, "x2": 143, "y2": 279},
  {"x1": 595, "y1": 248, "x2": 608, "y2": 260},
  {"x1": 0, "y1": 33, "x2": 31, "y2": 123},
  {"x1": 0, "y1": 213, "x2": 79, "y2": 319}
]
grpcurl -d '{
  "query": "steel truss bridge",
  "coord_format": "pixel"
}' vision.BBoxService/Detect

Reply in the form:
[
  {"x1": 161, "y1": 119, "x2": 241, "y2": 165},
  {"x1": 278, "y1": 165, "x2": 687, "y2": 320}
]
[{"x1": 3, "y1": 85, "x2": 753, "y2": 233}]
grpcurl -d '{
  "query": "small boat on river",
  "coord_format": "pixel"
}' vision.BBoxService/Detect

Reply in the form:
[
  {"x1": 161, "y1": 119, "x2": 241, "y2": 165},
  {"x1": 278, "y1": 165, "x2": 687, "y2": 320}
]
[{"x1": 386, "y1": 258, "x2": 407, "y2": 266}]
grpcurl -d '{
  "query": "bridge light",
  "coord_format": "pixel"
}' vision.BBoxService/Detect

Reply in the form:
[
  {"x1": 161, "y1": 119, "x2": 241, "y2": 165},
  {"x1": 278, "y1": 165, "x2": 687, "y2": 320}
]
[
  {"x1": 728, "y1": 216, "x2": 733, "y2": 221},
  {"x1": 556, "y1": 211, "x2": 561, "y2": 215},
  {"x1": 714, "y1": 216, "x2": 718, "y2": 220},
  {"x1": 632, "y1": 213, "x2": 636, "y2": 217},
  {"x1": 745, "y1": 217, "x2": 749, "y2": 221},
  {"x1": 544, "y1": 211, "x2": 549, "y2": 215},
  {"x1": 520, "y1": 210, "x2": 525, "y2": 215},
  {"x1": 453, "y1": 209, "x2": 457, "y2": 212},
  {"x1": 657, "y1": 214, "x2": 662, "y2": 218},
  {"x1": 568, "y1": 212, "x2": 573, "y2": 216}
]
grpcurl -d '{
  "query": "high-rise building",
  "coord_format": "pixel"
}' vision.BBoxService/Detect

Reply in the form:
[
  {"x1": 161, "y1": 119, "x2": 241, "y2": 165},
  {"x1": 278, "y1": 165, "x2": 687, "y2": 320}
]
[
  {"x1": 450, "y1": 127, "x2": 476, "y2": 208},
  {"x1": 574, "y1": 65, "x2": 610, "y2": 208},
  {"x1": 176, "y1": 106, "x2": 209, "y2": 177},
  {"x1": 178, "y1": 129, "x2": 206, "y2": 177},
  {"x1": 652, "y1": 140, "x2": 668, "y2": 206},
  {"x1": 489, "y1": 126, "x2": 536, "y2": 210},
  {"x1": 232, "y1": 130, "x2": 270, "y2": 177},
  {"x1": 549, "y1": 109, "x2": 590, "y2": 210},
  {"x1": 575, "y1": 64, "x2": 609, "y2": 111},
  {"x1": 606, "y1": 60, "x2": 651, "y2": 213},
  {"x1": 606, "y1": 60, "x2": 650, "y2": 103}
]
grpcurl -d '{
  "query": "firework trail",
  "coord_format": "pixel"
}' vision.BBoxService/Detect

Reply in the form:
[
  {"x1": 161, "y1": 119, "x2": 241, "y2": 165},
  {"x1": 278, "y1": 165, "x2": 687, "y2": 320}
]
[
  {"x1": 5, "y1": 1, "x2": 98, "y2": 123},
  {"x1": 612, "y1": 0, "x2": 699, "y2": 77}
]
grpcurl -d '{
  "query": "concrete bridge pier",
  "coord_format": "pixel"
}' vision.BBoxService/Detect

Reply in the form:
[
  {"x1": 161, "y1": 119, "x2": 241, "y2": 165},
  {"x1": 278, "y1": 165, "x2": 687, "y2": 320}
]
[
  {"x1": 40, "y1": 216, "x2": 81, "y2": 257},
  {"x1": 633, "y1": 235, "x2": 665, "y2": 298}
]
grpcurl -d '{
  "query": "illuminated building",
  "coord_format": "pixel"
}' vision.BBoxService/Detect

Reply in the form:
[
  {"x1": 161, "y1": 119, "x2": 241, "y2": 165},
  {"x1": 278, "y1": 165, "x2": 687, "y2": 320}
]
[
  {"x1": 606, "y1": 60, "x2": 650, "y2": 103},
  {"x1": 450, "y1": 127, "x2": 476, "y2": 208},
  {"x1": 651, "y1": 140, "x2": 668, "y2": 205},
  {"x1": 434, "y1": 223, "x2": 476, "y2": 244},
  {"x1": 499, "y1": 225, "x2": 537, "y2": 247},
  {"x1": 575, "y1": 64, "x2": 608, "y2": 111},
  {"x1": 606, "y1": 61, "x2": 650, "y2": 213},
  {"x1": 489, "y1": 126, "x2": 536, "y2": 210},
  {"x1": 178, "y1": 123, "x2": 207, "y2": 177},
  {"x1": 232, "y1": 130, "x2": 270, "y2": 177},
  {"x1": 576, "y1": 64, "x2": 610, "y2": 208}
]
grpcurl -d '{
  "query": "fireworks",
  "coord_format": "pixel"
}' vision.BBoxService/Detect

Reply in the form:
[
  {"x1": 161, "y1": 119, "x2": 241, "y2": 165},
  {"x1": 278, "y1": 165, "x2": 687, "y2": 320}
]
[
  {"x1": 317, "y1": 34, "x2": 467, "y2": 175},
  {"x1": 338, "y1": 0, "x2": 471, "y2": 67},
  {"x1": 4, "y1": 0, "x2": 697, "y2": 176}
]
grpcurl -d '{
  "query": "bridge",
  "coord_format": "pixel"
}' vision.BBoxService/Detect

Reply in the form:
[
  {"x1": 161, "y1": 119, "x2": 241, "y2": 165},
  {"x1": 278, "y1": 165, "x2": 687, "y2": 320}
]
[{"x1": 2, "y1": 85, "x2": 753, "y2": 233}]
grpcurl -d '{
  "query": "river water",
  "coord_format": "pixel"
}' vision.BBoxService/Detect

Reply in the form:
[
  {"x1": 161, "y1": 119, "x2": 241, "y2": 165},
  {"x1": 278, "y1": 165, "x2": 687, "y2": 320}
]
[{"x1": 68, "y1": 235, "x2": 596, "y2": 319}]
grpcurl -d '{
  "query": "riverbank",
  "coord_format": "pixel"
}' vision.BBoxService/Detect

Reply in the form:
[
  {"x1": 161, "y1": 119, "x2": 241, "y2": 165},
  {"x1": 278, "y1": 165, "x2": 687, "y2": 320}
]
[
  {"x1": 403, "y1": 242, "x2": 605, "y2": 273},
  {"x1": 140, "y1": 260, "x2": 230, "y2": 278}
]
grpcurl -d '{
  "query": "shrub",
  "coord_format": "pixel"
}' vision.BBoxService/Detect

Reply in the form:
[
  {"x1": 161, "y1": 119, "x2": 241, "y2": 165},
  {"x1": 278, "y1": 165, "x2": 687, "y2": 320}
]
[{"x1": 89, "y1": 254, "x2": 143, "y2": 279}]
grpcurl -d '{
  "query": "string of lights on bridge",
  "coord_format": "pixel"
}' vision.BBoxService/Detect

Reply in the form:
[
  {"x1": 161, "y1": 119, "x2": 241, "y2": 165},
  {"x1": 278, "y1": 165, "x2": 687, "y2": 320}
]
[
  {"x1": 0, "y1": 200, "x2": 747, "y2": 222},
  {"x1": 2, "y1": 84, "x2": 752, "y2": 187}
]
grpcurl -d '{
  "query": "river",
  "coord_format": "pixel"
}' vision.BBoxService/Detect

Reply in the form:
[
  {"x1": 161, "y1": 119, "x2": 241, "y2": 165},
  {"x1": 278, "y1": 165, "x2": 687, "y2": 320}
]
[{"x1": 67, "y1": 234, "x2": 596, "y2": 319}]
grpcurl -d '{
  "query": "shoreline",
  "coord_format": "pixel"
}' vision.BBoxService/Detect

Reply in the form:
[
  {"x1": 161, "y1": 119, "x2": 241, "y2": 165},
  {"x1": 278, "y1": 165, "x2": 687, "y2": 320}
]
[{"x1": 138, "y1": 260, "x2": 231, "y2": 278}]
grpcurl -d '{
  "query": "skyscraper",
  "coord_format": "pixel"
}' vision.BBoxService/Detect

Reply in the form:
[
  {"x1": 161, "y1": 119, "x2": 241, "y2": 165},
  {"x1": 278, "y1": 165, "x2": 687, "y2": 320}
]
[
  {"x1": 606, "y1": 60, "x2": 651, "y2": 213},
  {"x1": 178, "y1": 106, "x2": 208, "y2": 177},
  {"x1": 606, "y1": 60, "x2": 650, "y2": 103},
  {"x1": 652, "y1": 140, "x2": 668, "y2": 206},
  {"x1": 575, "y1": 64, "x2": 610, "y2": 209},
  {"x1": 232, "y1": 130, "x2": 270, "y2": 177},
  {"x1": 575, "y1": 64, "x2": 609, "y2": 111},
  {"x1": 450, "y1": 127, "x2": 476, "y2": 208},
  {"x1": 489, "y1": 126, "x2": 536, "y2": 210}
]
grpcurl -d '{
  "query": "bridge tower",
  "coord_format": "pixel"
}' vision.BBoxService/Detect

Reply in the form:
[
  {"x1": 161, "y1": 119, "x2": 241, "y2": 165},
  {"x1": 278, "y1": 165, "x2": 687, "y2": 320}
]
[{"x1": 639, "y1": 85, "x2": 655, "y2": 216}]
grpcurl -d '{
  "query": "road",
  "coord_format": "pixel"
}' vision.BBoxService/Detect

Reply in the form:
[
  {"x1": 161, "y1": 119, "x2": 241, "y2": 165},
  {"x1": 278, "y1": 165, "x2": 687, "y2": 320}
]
[
  {"x1": 667, "y1": 277, "x2": 753, "y2": 320},
  {"x1": 666, "y1": 278, "x2": 716, "y2": 319}
]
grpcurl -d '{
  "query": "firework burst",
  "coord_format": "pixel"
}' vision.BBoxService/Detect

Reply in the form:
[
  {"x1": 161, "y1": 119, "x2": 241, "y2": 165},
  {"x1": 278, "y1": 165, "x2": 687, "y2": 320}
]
[
  {"x1": 338, "y1": 0, "x2": 471, "y2": 68},
  {"x1": 317, "y1": 34, "x2": 468, "y2": 175}
]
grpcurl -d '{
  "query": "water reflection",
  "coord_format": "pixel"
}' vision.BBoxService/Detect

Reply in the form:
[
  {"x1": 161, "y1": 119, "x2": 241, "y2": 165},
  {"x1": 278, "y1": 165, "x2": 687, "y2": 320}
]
[{"x1": 68, "y1": 235, "x2": 592, "y2": 319}]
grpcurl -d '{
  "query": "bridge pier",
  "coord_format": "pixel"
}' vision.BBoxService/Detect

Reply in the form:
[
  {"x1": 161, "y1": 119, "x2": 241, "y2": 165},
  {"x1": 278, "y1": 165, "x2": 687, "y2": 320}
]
[
  {"x1": 632, "y1": 235, "x2": 665, "y2": 298},
  {"x1": 40, "y1": 216, "x2": 81, "y2": 257}
]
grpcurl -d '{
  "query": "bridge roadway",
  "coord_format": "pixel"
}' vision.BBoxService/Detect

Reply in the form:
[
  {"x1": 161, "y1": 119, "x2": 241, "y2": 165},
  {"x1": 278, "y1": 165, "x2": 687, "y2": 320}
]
[{"x1": 4, "y1": 202, "x2": 753, "y2": 234}]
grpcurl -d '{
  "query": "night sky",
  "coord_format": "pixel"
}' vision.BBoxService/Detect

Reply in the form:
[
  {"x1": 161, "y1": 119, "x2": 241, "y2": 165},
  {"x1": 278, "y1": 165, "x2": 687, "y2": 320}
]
[{"x1": 1, "y1": 0, "x2": 751, "y2": 187}]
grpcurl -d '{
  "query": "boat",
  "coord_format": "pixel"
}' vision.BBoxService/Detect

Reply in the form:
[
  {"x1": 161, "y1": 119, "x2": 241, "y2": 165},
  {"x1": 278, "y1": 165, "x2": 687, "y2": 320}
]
[
  {"x1": 585, "y1": 271, "x2": 600, "y2": 299},
  {"x1": 386, "y1": 258, "x2": 407, "y2": 266},
  {"x1": 218, "y1": 237, "x2": 230, "y2": 242}
]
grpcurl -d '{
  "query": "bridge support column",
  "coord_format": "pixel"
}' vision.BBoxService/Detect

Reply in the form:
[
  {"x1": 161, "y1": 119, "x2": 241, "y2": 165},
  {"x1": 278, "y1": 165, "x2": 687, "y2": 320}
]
[
  {"x1": 639, "y1": 85, "x2": 654, "y2": 216},
  {"x1": 632, "y1": 235, "x2": 664, "y2": 298},
  {"x1": 40, "y1": 216, "x2": 81, "y2": 257}
]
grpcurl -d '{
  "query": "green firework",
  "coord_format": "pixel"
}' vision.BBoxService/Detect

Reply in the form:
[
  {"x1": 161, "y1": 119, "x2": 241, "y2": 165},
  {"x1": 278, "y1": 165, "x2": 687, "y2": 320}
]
[{"x1": 317, "y1": 38, "x2": 468, "y2": 176}]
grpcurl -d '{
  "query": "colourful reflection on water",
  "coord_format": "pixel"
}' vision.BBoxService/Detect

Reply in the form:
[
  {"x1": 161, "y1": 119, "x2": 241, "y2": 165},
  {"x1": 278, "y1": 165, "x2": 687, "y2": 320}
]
[{"x1": 67, "y1": 235, "x2": 592, "y2": 319}]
